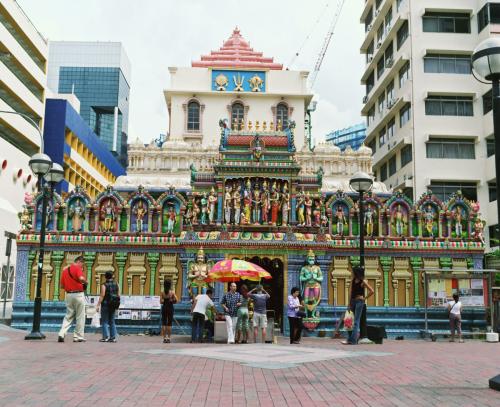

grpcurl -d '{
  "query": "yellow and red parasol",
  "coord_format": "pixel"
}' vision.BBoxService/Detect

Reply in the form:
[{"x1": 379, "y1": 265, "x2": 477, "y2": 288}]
[{"x1": 206, "y1": 259, "x2": 272, "y2": 282}]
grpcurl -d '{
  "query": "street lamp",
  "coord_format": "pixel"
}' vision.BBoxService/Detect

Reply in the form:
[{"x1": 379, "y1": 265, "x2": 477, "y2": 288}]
[
  {"x1": 349, "y1": 171, "x2": 374, "y2": 270},
  {"x1": 471, "y1": 38, "x2": 500, "y2": 240},
  {"x1": 24, "y1": 158, "x2": 64, "y2": 340}
]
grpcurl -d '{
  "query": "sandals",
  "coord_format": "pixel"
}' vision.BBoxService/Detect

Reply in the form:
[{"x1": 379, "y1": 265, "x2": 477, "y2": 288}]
[{"x1": 99, "y1": 338, "x2": 110, "y2": 342}]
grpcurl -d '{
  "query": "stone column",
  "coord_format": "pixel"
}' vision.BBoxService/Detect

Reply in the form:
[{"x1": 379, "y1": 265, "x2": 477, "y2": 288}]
[
  {"x1": 52, "y1": 251, "x2": 65, "y2": 301},
  {"x1": 380, "y1": 256, "x2": 392, "y2": 307},
  {"x1": 13, "y1": 248, "x2": 30, "y2": 302},
  {"x1": 287, "y1": 255, "x2": 304, "y2": 295},
  {"x1": 208, "y1": 253, "x2": 225, "y2": 303},
  {"x1": 179, "y1": 252, "x2": 191, "y2": 302},
  {"x1": 410, "y1": 257, "x2": 423, "y2": 307},
  {"x1": 115, "y1": 252, "x2": 127, "y2": 293},
  {"x1": 439, "y1": 257, "x2": 452, "y2": 271},
  {"x1": 25, "y1": 250, "x2": 36, "y2": 301},
  {"x1": 317, "y1": 254, "x2": 333, "y2": 305},
  {"x1": 83, "y1": 252, "x2": 95, "y2": 291},
  {"x1": 148, "y1": 253, "x2": 160, "y2": 296}
]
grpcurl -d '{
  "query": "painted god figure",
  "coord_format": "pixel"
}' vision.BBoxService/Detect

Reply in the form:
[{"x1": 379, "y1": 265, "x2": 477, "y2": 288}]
[
  {"x1": 364, "y1": 205, "x2": 375, "y2": 237},
  {"x1": 336, "y1": 205, "x2": 346, "y2": 236},
  {"x1": 453, "y1": 206, "x2": 464, "y2": 238},
  {"x1": 252, "y1": 183, "x2": 261, "y2": 224},
  {"x1": 133, "y1": 200, "x2": 147, "y2": 232},
  {"x1": 37, "y1": 200, "x2": 54, "y2": 230},
  {"x1": 224, "y1": 186, "x2": 232, "y2": 224},
  {"x1": 424, "y1": 205, "x2": 436, "y2": 238},
  {"x1": 304, "y1": 193, "x2": 313, "y2": 227},
  {"x1": 184, "y1": 200, "x2": 193, "y2": 226},
  {"x1": 281, "y1": 184, "x2": 290, "y2": 226},
  {"x1": 19, "y1": 207, "x2": 32, "y2": 231},
  {"x1": 208, "y1": 188, "x2": 217, "y2": 225},
  {"x1": 232, "y1": 185, "x2": 242, "y2": 225},
  {"x1": 261, "y1": 181, "x2": 270, "y2": 224},
  {"x1": 473, "y1": 217, "x2": 485, "y2": 244},
  {"x1": 392, "y1": 204, "x2": 407, "y2": 237},
  {"x1": 187, "y1": 248, "x2": 210, "y2": 298},
  {"x1": 299, "y1": 249, "x2": 323, "y2": 320},
  {"x1": 313, "y1": 199, "x2": 321, "y2": 227},
  {"x1": 200, "y1": 193, "x2": 208, "y2": 226},
  {"x1": 166, "y1": 206, "x2": 176, "y2": 234},
  {"x1": 69, "y1": 200, "x2": 85, "y2": 232},
  {"x1": 101, "y1": 200, "x2": 116, "y2": 232},
  {"x1": 192, "y1": 197, "x2": 200, "y2": 225},
  {"x1": 270, "y1": 184, "x2": 280, "y2": 226},
  {"x1": 242, "y1": 182, "x2": 252, "y2": 225},
  {"x1": 296, "y1": 190, "x2": 305, "y2": 226}
]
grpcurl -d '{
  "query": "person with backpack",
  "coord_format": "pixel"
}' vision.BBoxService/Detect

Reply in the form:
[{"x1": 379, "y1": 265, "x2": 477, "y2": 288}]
[
  {"x1": 447, "y1": 293, "x2": 464, "y2": 343},
  {"x1": 160, "y1": 280, "x2": 178, "y2": 343},
  {"x1": 58, "y1": 256, "x2": 88, "y2": 343},
  {"x1": 96, "y1": 271, "x2": 120, "y2": 343}
]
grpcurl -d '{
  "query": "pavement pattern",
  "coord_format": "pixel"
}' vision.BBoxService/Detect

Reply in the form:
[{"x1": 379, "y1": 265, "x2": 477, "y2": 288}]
[{"x1": 0, "y1": 325, "x2": 499, "y2": 406}]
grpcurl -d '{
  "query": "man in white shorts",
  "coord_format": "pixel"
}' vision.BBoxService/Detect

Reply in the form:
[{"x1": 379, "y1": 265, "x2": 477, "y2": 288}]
[{"x1": 249, "y1": 285, "x2": 270, "y2": 343}]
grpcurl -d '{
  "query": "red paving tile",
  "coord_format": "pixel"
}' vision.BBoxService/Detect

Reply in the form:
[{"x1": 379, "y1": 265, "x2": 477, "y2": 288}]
[{"x1": 0, "y1": 326, "x2": 499, "y2": 406}]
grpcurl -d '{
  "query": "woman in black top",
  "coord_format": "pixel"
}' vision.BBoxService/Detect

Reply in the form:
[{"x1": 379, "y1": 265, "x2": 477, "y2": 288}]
[
  {"x1": 342, "y1": 266, "x2": 374, "y2": 345},
  {"x1": 161, "y1": 280, "x2": 178, "y2": 343},
  {"x1": 96, "y1": 271, "x2": 120, "y2": 342}
]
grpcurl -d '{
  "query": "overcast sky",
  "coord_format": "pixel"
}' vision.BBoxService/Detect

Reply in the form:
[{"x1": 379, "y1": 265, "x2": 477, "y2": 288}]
[{"x1": 18, "y1": 0, "x2": 365, "y2": 144}]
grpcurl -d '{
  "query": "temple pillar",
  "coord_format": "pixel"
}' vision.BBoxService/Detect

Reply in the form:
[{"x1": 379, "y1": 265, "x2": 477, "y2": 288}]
[
  {"x1": 410, "y1": 257, "x2": 423, "y2": 307},
  {"x1": 380, "y1": 256, "x2": 392, "y2": 307},
  {"x1": 179, "y1": 252, "x2": 191, "y2": 302},
  {"x1": 25, "y1": 250, "x2": 36, "y2": 300},
  {"x1": 317, "y1": 254, "x2": 333, "y2": 305},
  {"x1": 83, "y1": 251, "x2": 95, "y2": 291},
  {"x1": 52, "y1": 251, "x2": 65, "y2": 300},
  {"x1": 148, "y1": 253, "x2": 160, "y2": 295},
  {"x1": 13, "y1": 247, "x2": 30, "y2": 302},
  {"x1": 115, "y1": 252, "x2": 127, "y2": 293}
]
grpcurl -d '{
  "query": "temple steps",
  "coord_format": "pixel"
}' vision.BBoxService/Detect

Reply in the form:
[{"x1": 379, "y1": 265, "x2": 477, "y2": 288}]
[{"x1": 11, "y1": 302, "x2": 487, "y2": 339}]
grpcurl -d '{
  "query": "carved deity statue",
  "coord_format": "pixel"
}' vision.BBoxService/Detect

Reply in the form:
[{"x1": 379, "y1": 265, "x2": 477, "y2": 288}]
[
  {"x1": 304, "y1": 193, "x2": 313, "y2": 227},
  {"x1": 252, "y1": 183, "x2": 261, "y2": 224},
  {"x1": 232, "y1": 185, "x2": 242, "y2": 225},
  {"x1": 224, "y1": 186, "x2": 232, "y2": 224},
  {"x1": 453, "y1": 206, "x2": 464, "y2": 238},
  {"x1": 187, "y1": 248, "x2": 210, "y2": 299},
  {"x1": 296, "y1": 190, "x2": 305, "y2": 226},
  {"x1": 184, "y1": 200, "x2": 193, "y2": 226},
  {"x1": 101, "y1": 200, "x2": 116, "y2": 232},
  {"x1": 424, "y1": 205, "x2": 436, "y2": 238},
  {"x1": 261, "y1": 180, "x2": 270, "y2": 224},
  {"x1": 208, "y1": 188, "x2": 217, "y2": 225},
  {"x1": 19, "y1": 206, "x2": 32, "y2": 231},
  {"x1": 336, "y1": 205, "x2": 346, "y2": 236},
  {"x1": 166, "y1": 206, "x2": 176, "y2": 234},
  {"x1": 473, "y1": 217, "x2": 485, "y2": 244},
  {"x1": 69, "y1": 200, "x2": 85, "y2": 232},
  {"x1": 270, "y1": 183, "x2": 280, "y2": 226},
  {"x1": 192, "y1": 197, "x2": 200, "y2": 225},
  {"x1": 242, "y1": 179, "x2": 252, "y2": 225},
  {"x1": 200, "y1": 193, "x2": 208, "y2": 225},
  {"x1": 281, "y1": 184, "x2": 290, "y2": 226},
  {"x1": 313, "y1": 199, "x2": 321, "y2": 227},
  {"x1": 299, "y1": 249, "x2": 323, "y2": 320},
  {"x1": 392, "y1": 204, "x2": 407, "y2": 237},
  {"x1": 134, "y1": 200, "x2": 147, "y2": 232},
  {"x1": 364, "y1": 205, "x2": 375, "y2": 237}
]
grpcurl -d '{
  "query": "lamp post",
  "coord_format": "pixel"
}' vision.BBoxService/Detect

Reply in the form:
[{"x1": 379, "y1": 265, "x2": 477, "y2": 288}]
[
  {"x1": 349, "y1": 171, "x2": 374, "y2": 270},
  {"x1": 25, "y1": 160, "x2": 64, "y2": 340},
  {"x1": 471, "y1": 38, "x2": 500, "y2": 238}
]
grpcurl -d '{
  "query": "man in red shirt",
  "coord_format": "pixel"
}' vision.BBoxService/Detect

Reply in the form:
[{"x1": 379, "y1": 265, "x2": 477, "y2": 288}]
[{"x1": 58, "y1": 256, "x2": 88, "y2": 342}]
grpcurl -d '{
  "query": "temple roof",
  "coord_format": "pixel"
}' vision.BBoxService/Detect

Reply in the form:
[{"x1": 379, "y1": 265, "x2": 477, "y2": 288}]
[{"x1": 192, "y1": 27, "x2": 283, "y2": 70}]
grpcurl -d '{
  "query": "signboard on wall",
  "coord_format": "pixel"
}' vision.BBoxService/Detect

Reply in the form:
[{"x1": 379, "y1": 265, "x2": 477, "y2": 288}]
[{"x1": 211, "y1": 70, "x2": 266, "y2": 93}]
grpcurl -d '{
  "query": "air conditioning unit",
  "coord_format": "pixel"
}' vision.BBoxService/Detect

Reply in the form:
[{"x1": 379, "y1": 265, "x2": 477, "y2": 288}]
[
  {"x1": 375, "y1": 9, "x2": 380, "y2": 17},
  {"x1": 367, "y1": 24, "x2": 373, "y2": 32},
  {"x1": 367, "y1": 54, "x2": 374, "y2": 62},
  {"x1": 385, "y1": 57, "x2": 394, "y2": 68},
  {"x1": 377, "y1": 40, "x2": 383, "y2": 49},
  {"x1": 385, "y1": 23, "x2": 392, "y2": 34},
  {"x1": 363, "y1": 95, "x2": 369, "y2": 104},
  {"x1": 387, "y1": 98, "x2": 396, "y2": 109}
]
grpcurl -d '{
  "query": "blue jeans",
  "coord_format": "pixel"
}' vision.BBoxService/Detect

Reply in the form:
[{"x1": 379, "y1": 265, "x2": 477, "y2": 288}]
[
  {"x1": 191, "y1": 312, "x2": 205, "y2": 342},
  {"x1": 348, "y1": 299, "x2": 365, "y2": 344},
  {"x1": 101, "y1": 304, "x2": 117, "y2": 339}
]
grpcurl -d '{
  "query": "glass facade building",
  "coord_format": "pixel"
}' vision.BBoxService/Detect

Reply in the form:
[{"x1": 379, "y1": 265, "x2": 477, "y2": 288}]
[
  {"x1": 47, "y1": 42, "x2": 131, "y2": 167},
  {"x1": 325, "y1": 123, "x2": 367, "y2": 151}
]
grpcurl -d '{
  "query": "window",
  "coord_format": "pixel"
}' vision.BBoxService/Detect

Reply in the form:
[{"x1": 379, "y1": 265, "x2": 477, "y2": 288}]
[
  {"x1": 487, "y1": 138, "x2": 495, "y2": 157},
  {"x1": 422, "y1": 12, "x2": 470, "y2": 33},
  {"x1": 276, "y1": 103, "x2": 288, "y2": 129},
  {"x1": 366, "y1": 42, "x2": 374, "y2": 63},
  {"x1": 489, "y1": 181, "x2": 497, "y2": 202},
  {"x1": 366, "y1": 71, "x2": 375, "y2": 95},
  {"x1": 375, "y1": 0, "x2": 382, "y2": 9},
  {"x1": 231, "y1": 102, "x2": 245, "y2": 127},
  {"x1": 187, "y1": 101, "x2": 200, "y2": 131},
  {"x1": 379, "y1": 128, "x2": 386, "y2": 147},
  {"x1": 378, "y1": 93, "x2": 385, "y2": 114},
  {"x1": 423, "y1": 54, "x2": 471, "y2": 74},
  {"x1": 483, "y1": 89, "x2": 493, "y2": 115},
  {"x1": 389, "y1": 155, "x2": 397, "y2": 176},
  {"x1": 387, "y1": 118, "x2": 396, "y2": 139},
  {"x1": 377, "y1": 24, "x2": 384, "y2": 42},
  {"x1": 384, "y1": 42, "x2": 394, "y2": 65},
  {"x1": 397, "y1": 21, "x2": 409, "y2": 50},
  {"x1": 365, "y1": 7, "x2": 373, "y2": 31},
  {"x1": 386, "y1": 81, "x2": 395, "y2": 105},
  {"x1": 428, "y1": 181, "x2": 477, "y2": 202},
  {"x1": 380, "y1": 163, "x2": 388, "y2": 181},
  {"x1": 368, "y1": 138, "x2": 376, "y2": 155},
  {"x1": 425, "y1": 96, "x2": 473, "y2": 116},
  {"x1": 401, "y1": 144, "x2": 412, "y2": 167},
  {"x1": 489, "y1": 224, "x2": 500, "y2": 247},
  {"x1": 397, "y1": 0, "x2": 404, "y2": 12},
  {"x1": 367, "y1": 106, "x2": 375, "y2": 126},
  {"x1": 426, "y1": 138, "x2": 475, "y2": 159},
  {"x1": 399, "y1": 103, "x2": 411, "y2": 127},
  {"x1": 399, "y1": 62, "x2": 410, "y2": 87},
  {"x1": 385, "y1": 7, "x2": 393, "y2": 29},
  {"x1": 377, "y1": 56, "x2": 385, "y2": 79},
  {"x1": 478, "y1": 3, "x2": 500, "y2": 33}
]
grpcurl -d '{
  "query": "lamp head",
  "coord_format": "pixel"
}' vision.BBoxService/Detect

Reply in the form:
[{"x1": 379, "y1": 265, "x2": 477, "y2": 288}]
[
  {"x1": 472, "y1": 37, "x2": 500, "y2": 81},
  {"x1": 28, "y1": 153, "x2": 52, "y2": 176},
  {"x1": 349, "y1": 171, "x2": 373, "y2": 193},
  {"x1": 44, "y1": 162, "x2": 64, "y2": 184}
]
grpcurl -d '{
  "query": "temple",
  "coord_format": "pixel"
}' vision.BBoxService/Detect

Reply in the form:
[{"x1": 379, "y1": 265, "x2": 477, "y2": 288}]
[{"x1": 12, "y1": 29, "x2": 487, "y2": 335}]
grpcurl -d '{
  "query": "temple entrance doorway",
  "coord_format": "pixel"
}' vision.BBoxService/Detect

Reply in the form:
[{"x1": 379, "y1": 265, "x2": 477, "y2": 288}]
[{"x1": 230, "y1": 256, "x2": 284, "y2": 332}]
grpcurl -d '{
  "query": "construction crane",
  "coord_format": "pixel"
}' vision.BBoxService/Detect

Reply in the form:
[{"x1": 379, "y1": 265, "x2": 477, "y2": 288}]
[{"x1": 309, "y1": 0, "x2": 346, "y2": 90}]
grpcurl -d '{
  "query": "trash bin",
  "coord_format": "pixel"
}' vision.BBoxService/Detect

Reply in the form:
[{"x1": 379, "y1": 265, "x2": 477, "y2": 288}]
[
  {"x1": 265, "y1": 310, "x2": 275, "y2": 343},
  {"x1": 367, "y1": 325, "x2": 386, "y2": 344}
]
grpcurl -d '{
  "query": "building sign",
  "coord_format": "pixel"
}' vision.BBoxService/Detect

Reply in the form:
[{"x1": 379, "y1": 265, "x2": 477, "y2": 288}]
[{"x1": 212, "y1": 70, "x2": 266, "y2": 93}]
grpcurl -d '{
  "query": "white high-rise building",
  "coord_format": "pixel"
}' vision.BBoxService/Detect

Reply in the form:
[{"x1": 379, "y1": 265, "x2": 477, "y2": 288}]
[
  {"x1": 360, "y1": 0, "x2": 500, "y2": 247},
  {"x1": 0, "y1": 0, "x2": 47, "y2": 305}
]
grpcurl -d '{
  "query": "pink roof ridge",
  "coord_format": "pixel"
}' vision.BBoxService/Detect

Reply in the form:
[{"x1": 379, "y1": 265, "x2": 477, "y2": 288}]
[{"x1": 192, "y1": 27, "x2": 283, "y2": 70}]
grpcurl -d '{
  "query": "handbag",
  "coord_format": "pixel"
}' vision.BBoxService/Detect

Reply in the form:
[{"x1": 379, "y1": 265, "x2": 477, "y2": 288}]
[
  {"x1": 90, "y1": 312, "x2": 100, "y2": 328},
  {"x1": 296, "y1": 310, "x2": 306, "y2": 318},
  {"x1": 343, "y1": 310, "x2": 354, "y2": 331}
]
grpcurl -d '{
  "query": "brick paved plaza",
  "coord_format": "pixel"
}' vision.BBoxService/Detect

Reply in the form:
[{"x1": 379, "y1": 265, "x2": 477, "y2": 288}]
[{"x1": 0, "y1": 325, "x2": 499, "y2": 406}]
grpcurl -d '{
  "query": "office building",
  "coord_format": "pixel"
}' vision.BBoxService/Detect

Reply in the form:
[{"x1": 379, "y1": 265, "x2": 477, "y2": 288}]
[
  {"x1": 44, "y1": 98, "x2": 125, "y2": 198},
  {"x1": 0, "y1": 0, "x2": 47, "y2": 306},
  {"x1": 360, "y1": 0, "x2": 499, "y2": 246},
  {"x1": 47, "y1": 41, "x2": 131, "y2": 167},
  {"x1": 325, "y1": 123, "x2": 367, "y2": 151}
]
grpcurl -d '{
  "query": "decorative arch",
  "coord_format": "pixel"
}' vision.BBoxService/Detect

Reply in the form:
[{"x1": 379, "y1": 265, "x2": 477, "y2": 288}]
[
  {"x1": 226, "y1": 98, "x2": 249, "y2": 130},
  {"x1": 94, "y1": 186, "x2": 125, "y2": 233},
  {"x1": 384, "y1": 191, "x2": 413, "y2": 237},
  {"x1": 157, "y1": 189, "x2": 187, "y2": 235},
  {"x1": 127, "y1": 186, "x2": 155, "y2": 233},
  {"x1": 65, "y1": 185, "x2": 91, "y2": 232},
  {"x1": 34, "y1": 191, "x2": 63, "y2": 232},
  {"x1": 182, "y1": 97, "x2": 205, "y2": 133},
  {"x1": 416, "y1": 191, "x2": 444, "y2": 238},
  {"x1": 325, "y1": 191, "x2": 354, "y2": 236},
  {"x1": 445, "y1": 191, "x2": 475, "y2": 239},
  {"x1": 271, "y1": 100, "x2": 294, "y2": 130}
]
